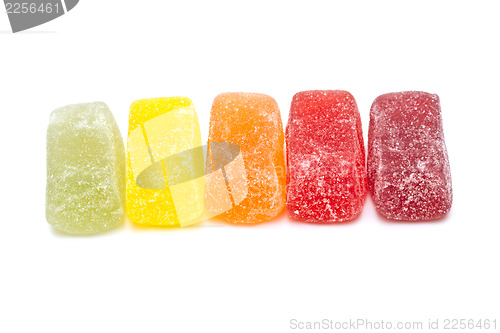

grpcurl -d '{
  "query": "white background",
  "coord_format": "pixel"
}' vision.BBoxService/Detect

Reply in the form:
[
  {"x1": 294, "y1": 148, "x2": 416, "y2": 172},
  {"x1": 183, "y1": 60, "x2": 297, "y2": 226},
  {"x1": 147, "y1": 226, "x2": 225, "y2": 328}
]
[{"x1": 1, "y1": 1, "x2": 499, "y2": 332}]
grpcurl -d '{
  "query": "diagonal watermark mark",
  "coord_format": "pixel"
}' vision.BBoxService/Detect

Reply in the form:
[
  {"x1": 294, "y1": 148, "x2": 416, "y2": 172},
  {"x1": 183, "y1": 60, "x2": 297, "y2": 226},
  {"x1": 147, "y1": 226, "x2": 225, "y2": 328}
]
[{"x1": 3, "y1": 0, "x2": 78, "y2": 33}]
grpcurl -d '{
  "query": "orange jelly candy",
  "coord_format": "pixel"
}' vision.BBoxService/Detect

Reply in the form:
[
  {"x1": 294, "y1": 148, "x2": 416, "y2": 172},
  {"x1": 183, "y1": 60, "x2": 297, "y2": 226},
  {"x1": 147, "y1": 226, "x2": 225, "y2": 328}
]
[{"x1": 207, "y1": 93, "x2": 286, "y2": 223}]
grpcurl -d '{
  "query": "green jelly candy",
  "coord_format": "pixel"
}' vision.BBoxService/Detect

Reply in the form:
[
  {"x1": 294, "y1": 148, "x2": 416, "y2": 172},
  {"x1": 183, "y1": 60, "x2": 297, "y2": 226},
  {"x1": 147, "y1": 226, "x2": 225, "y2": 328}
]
[{"x1": 46, "y1": 102, "x2": 125, "y2": 234}]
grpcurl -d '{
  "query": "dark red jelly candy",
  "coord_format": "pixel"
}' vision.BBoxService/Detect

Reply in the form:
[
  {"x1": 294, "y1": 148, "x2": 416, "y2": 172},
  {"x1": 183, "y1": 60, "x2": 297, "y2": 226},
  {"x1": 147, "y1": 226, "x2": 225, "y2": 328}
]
[
  {"x1": 368, "y1": 91, "x2": 452, "y2": 221},
  {"x1": 286, "y1": 90, "x2": 367, "y2": 222}
]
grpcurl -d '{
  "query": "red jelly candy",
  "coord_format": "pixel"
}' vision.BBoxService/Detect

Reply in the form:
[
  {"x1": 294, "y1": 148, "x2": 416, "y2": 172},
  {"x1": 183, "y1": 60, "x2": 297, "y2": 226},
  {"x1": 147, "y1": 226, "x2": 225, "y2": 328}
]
[
  {"x1": 368, "y1": 91, "x2": 452, "y2": 221},
  {"x1": 286, "y1": 90, "x2": 367, "y2": 222}
]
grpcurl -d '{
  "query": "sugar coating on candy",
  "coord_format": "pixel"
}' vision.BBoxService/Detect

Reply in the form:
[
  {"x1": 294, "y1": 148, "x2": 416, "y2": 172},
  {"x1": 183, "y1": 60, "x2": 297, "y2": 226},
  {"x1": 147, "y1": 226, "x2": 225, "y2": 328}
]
[
  {"x1": 286, "y1": 90, "x2": 367, "y2": 222},
  {"x1": 46, "y1": 102, "x2": 125, "y2": 234},
  {"x1": 126, "y1": 97, "x2": 204, "y2": 226},
  {"x1": 207, "y1": 93, "x2": 286, "y2": 223},
  {"x1": 368, "y1": 91, "x2": 452, "y2": 221}
]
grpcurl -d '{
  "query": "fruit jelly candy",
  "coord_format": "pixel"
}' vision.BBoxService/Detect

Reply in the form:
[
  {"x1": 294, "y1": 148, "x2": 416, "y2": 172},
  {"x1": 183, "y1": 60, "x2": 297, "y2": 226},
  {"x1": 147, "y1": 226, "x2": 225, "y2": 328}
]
[
  {"x1": 286, "y1": 90, "x2": 367, "y2": 222},
  {"x1": 207, "y1": 92, "x2": 286, "y2": 223},
  {"x1": 126, "y1": 97, "x2": 204, "y2": 227},
  {"x1": 46, "y1": 102, "x2": 125, "y2": 234},
  {"x1": 368, "y1": 91, "x2": 452, "y2": 221}
]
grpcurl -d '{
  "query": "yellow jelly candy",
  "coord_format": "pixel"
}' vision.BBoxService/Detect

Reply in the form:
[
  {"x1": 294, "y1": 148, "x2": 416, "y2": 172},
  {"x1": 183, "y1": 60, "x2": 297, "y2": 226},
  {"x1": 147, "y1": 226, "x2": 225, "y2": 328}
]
[{"x1": 126, "y1": 97, "x2": 204, "y2": 227}]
